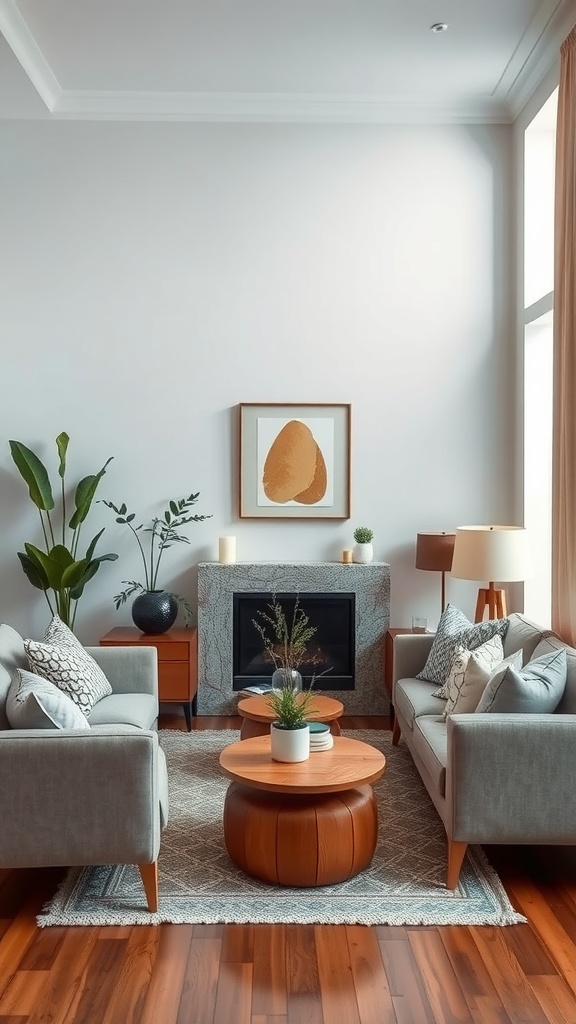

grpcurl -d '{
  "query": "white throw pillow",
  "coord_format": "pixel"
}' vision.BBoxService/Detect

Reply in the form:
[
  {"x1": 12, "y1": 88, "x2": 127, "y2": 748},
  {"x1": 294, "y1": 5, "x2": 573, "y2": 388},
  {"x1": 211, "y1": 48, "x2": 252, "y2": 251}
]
[
  {"x1": 24, "y1": 615, "x2": 112, "y2": 718},
  {"x1": 6, "y1": 668, "x2": 91, "y2": 730},
  {"x1": 442, "y1": 645, "x2": 523, "y2": 719},
  {"x1": 441, "y1": 635, "x2": 505, "y2": 719}
]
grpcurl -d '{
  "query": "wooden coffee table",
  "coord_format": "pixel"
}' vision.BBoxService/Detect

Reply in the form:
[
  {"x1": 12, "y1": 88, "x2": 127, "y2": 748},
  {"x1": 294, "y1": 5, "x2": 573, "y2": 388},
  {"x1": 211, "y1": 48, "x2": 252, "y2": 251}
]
[
  {"x1": 219, "y1": 735, "x2": 386, "y2": 887},
  {"x1": 237, "y1": 693, "x2": 344, "y2": 740}
]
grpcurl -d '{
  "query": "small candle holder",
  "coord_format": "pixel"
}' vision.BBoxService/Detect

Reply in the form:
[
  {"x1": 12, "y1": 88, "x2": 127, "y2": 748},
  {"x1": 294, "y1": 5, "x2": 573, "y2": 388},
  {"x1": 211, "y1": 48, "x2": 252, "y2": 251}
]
[{"x1": 342, "y1": 549, "x2": 353, "y2": 564}]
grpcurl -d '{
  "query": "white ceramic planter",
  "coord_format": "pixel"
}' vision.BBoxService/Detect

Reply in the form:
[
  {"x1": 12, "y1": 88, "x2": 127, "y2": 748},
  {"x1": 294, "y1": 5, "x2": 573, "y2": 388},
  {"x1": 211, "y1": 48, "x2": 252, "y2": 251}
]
[
  {"x1": 270, "y1": 722, "x2": 310, "y2": 762},
  {"x1": 352, "y1": 542, "x2": 373, "y2": 564}
]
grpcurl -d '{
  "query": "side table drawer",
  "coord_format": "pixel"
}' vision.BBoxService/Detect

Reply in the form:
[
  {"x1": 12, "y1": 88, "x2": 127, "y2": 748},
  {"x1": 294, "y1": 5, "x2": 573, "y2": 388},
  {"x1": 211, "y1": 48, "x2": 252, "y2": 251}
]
[
  {"x1": 160, "y1": 663, "x2": 190, "y2": 701},
  {"x1": 155, "y1": 642, "x2": 188, "y2": 662}
]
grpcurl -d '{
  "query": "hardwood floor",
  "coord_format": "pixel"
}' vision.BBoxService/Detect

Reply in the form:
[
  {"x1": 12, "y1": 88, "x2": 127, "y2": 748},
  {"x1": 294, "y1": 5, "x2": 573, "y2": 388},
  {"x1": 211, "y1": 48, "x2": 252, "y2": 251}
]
[{"x1": 1, "y1": 713, "x2": 576, "y2": 1023}]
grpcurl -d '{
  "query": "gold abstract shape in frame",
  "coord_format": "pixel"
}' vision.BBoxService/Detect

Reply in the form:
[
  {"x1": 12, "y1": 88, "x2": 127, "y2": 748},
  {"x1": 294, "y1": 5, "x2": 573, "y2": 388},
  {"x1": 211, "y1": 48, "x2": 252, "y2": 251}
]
[
  {"x1": 262, "y1": 420, "x2": 327, "y2": 505},
  {"x1": 293, "y1": 444, "x2": 327, "y2": 504}
]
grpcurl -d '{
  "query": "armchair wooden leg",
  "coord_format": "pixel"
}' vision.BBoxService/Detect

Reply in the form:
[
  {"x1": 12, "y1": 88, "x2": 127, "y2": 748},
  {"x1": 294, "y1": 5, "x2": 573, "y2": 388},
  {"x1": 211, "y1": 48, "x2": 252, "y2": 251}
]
[
  {"x1": 446, "y1": 840, "x2": 468, "y2": 889},
  {"x1": 138, "y1": 861, "x2": 159, "y2": 912},
  {"x1": 392, "y1": 718, "x2": 402, "y2": 746}
]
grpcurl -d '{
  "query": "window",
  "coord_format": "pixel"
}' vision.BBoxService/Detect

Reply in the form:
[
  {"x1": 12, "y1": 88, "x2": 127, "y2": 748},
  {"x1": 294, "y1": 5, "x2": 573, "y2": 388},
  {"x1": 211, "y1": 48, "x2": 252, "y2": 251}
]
[{"x1": 523, "y1": 89, "x2": 557, "y2": 626}]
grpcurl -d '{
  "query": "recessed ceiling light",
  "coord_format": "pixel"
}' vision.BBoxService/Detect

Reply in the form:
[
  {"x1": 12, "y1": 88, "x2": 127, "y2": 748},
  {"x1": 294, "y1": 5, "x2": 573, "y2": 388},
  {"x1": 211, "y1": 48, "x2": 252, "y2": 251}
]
[{"x1": 430, "y1": 22, "x2": 448, "y2": 33}]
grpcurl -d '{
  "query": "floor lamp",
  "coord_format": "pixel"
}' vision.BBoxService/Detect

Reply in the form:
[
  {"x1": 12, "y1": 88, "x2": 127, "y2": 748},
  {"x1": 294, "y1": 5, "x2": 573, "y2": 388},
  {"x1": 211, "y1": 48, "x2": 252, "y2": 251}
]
[
  {"x1": 415, "y1": 532, "x2": 456, "y2": 614},
  {"x1": 450, "y1": 525, "x2": 531, "y2": 622}
]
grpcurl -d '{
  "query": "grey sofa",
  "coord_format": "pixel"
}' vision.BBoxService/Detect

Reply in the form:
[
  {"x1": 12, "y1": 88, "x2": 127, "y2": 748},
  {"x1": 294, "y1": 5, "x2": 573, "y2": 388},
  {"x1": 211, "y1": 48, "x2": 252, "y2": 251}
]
[
  {"x1": 391, "y1": 612, "x2": 576, "y2": 888},
  {"x1": 0, "y1": 623, "x2": 169, "y2": 912}
]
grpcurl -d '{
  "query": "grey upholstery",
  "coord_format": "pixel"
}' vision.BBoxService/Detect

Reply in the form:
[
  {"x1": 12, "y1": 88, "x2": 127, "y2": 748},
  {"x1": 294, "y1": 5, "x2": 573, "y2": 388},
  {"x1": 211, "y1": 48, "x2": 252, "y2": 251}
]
[
  {"x1": 0, "y1": 625, "x2": 167, "y2": 911},
  {"x1": 391, "y1": 612, "x2": 576, "y2": 887}
]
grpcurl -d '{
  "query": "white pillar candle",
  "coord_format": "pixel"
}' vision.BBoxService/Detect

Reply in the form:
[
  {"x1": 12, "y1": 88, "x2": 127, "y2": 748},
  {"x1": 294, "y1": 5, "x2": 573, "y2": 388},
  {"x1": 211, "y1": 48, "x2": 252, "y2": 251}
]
[{"x1": 219, "y1": 536, "x2": 236, "y2": 564}]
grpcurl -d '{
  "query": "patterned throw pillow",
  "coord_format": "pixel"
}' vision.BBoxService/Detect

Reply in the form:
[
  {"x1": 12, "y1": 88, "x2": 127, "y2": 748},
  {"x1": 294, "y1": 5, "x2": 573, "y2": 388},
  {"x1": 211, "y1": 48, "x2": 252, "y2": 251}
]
[
  {"x1": 24, "y1": 615, "x2": 112, "y2": 718},
  {"x1": 441, "y1": 639, "x2": 522, "y2": 720},
  {"x1": 417, "y1": 603, "x2": 509, "y2": 691},
  {"x1": 440, "y1": 636, "x2": 502, "y2": 715},
  {"x1": 6, "y1": 668, "x2": 90, "y2": 730}
]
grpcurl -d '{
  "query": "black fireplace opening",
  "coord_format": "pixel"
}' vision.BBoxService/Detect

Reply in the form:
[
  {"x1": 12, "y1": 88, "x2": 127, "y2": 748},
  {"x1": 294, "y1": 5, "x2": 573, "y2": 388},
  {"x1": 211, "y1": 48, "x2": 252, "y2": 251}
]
[{"x1": 232, "y1": 592, "x2": 355, "y2": 691}]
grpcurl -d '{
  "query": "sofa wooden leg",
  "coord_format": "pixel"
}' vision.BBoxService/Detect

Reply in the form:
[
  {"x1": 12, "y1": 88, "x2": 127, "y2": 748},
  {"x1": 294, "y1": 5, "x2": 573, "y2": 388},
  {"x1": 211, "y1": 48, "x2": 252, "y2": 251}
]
[
  {"x1": 138, "y1": 861, "x2": 159, "y2": 911},
  {"x1": 446, "y1": 840, "x2": 468, "y2": 889},
  {"x1": 392, "y1": 718, "x2": 402, "y2": 746}
]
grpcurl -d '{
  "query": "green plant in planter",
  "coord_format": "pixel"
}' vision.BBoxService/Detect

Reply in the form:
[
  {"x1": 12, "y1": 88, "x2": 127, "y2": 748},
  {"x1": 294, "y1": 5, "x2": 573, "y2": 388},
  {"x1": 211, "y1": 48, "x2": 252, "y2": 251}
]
[
  {"x1": 100, "y1": 493, "x2": 212, "y2": 626},
  {"x1": 354, "y1": 526, "x2": 374, "y2": 544},
  {"x1": 9, "y1": 433, "x2": 117, "y2": 629},
  {"x1": 265, "y1": 682, "x2": 317, "y2": 730}
]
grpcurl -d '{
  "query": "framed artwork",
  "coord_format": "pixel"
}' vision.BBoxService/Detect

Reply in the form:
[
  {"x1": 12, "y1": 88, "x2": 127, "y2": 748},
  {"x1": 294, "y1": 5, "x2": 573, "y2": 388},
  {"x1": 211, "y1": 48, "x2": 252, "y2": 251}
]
[{"x1": 238, "y1": 403, "x2": 351, "y2": 519}]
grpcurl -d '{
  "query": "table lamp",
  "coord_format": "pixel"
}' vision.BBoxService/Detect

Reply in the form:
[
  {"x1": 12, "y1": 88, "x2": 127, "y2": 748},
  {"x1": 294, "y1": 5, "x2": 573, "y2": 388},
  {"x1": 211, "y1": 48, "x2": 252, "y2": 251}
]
[
  {"x1": 450, "y1": 525, "x2": 531, "y2": 622},
  {"x1": 415, "y1": 531, "x2": 456, "y2": 614}
]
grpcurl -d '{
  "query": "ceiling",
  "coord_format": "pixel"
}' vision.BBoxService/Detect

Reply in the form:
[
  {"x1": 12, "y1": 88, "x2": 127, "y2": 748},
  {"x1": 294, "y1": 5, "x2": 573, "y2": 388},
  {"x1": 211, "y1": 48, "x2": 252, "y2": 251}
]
[{"x1": 1, "y1": 0, "x2": 575, "y2": 123}]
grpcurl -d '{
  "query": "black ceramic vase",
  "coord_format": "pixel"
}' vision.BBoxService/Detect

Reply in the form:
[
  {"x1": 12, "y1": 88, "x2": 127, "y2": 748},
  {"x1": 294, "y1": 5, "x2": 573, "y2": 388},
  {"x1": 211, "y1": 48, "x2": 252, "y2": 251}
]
[{"x1": 131, "y1": 590, "x2": 178, "y2": 634}]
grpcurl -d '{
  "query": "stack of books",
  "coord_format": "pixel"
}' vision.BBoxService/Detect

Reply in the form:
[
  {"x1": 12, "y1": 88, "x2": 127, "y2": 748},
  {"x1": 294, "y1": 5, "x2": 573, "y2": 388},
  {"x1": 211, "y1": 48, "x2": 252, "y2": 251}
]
[
  {"x1": 307, "y1": 721, "x2": 333, "y2": 751},
  {"x1": 238, "y1": 683, "x2": 274, "y2": 698}
]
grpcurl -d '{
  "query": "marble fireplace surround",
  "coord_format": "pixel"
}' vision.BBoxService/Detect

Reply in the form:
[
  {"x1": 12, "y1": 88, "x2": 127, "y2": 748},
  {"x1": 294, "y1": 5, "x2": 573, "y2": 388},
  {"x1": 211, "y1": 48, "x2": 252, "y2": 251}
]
[{"x1": 197, "y1": 562, "x2": 391, "y2": 715}]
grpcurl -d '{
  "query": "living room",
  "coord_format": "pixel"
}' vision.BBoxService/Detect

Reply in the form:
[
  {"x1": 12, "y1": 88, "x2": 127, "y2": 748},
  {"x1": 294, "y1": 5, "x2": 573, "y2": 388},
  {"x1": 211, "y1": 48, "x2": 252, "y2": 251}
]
[{"x1": 2, "y1": 1, "x2": 576, "y2": 1021}]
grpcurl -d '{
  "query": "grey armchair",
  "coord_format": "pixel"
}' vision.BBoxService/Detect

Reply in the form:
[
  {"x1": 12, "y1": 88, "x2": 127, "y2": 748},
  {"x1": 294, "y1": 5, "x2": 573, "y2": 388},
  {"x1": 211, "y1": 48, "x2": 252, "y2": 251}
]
[{"x1": 0, "y1": 624, "x2": 169, "y2": 912}]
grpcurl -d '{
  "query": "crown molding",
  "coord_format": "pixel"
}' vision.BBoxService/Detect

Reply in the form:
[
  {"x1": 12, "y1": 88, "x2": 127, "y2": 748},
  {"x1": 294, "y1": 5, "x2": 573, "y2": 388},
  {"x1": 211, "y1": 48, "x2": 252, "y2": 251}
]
[
  {"x1": 3, "y1": 0, "x2": 573, "y2": 125},
  {"x1": 498, "y1": 0, "x2": 576, "y2": 117},
  {"x1": 0, "y1": 0, "x2": 60, "y2": 110},
  {"x1": 51, "y1": 89, "x2": 510, "y2": 125}
]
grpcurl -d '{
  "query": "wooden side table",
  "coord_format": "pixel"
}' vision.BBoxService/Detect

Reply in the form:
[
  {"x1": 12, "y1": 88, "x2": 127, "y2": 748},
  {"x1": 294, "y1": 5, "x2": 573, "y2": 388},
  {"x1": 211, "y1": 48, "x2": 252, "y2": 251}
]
[
  {"x1": 99, "y1": 626, "x2": 198, "y2": 730},
  {"x1": 384, "y1": 628, "x2": 412, "y2": 724},
  {"x1": 237, "y1": 693, "x2": 344, "y2": 740}
]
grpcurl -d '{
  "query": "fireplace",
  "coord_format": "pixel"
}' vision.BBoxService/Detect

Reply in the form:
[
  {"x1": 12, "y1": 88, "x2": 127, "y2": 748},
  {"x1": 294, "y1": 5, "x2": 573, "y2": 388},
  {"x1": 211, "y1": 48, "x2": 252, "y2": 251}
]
[
  {"x1": 232, "y1": 592, "x2": 355, "y2": 691},
  {"x1": 197, "y1": 561, "x2": 390, "y2": 715}
]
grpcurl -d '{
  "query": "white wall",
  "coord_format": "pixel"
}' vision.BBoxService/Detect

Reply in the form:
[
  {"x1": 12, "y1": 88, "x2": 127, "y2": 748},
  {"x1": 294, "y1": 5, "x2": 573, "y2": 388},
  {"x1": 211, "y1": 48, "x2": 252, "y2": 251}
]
[{"x1": 0, "y1": 119, "x2": 514, "y2": 642}]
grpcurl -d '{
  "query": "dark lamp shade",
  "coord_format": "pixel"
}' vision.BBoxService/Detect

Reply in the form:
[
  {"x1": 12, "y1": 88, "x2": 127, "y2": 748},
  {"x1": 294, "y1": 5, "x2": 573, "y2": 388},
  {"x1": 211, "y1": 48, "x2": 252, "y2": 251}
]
[{"x1": 415, "y1": 532, "x2": 455, "y2": 573}]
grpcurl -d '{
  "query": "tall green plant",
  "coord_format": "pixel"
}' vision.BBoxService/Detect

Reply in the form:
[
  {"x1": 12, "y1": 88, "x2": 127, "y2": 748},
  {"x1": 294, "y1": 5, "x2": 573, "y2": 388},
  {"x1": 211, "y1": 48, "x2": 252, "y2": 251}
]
[{"x1": 9, "y1": 433, "x2": 117, "y2": 629}]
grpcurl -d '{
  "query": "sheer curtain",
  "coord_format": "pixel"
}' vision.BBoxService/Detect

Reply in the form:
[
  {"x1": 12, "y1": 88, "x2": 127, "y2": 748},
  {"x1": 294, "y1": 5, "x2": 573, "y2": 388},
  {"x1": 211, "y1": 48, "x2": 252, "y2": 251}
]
[{"x1": 552, "y1": 26, "x2": 576, "y2": 643}]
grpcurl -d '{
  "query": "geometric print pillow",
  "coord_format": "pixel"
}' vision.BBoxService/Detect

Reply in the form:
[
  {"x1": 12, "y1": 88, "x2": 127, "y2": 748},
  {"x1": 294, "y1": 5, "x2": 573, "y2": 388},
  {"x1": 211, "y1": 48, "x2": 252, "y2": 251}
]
[
  {"x1": 439, "y1": 635, "x2": 508, "y2": 720},
  {"x1": 24, "y1": 615, "x2": 112, "y2": 718},
  {"x1": 417, "y1": 603, "x2": 509, "y2": 691}
]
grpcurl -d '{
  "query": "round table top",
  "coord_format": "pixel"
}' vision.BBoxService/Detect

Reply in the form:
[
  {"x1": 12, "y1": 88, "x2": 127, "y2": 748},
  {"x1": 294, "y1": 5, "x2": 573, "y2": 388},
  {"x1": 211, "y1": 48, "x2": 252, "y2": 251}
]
[
  {"x1": 219, "y1": 735, "x2": 386, "y2": 795},
  {"x1": 237, "y1": 693, "x2": 344, "y2": 724}
]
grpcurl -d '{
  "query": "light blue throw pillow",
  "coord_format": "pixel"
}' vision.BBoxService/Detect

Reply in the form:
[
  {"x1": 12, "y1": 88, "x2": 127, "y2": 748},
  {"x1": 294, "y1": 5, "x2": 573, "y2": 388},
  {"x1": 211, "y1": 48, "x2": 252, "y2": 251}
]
[
  {"x1": 475, "y1": 648, "x2": 567, "y2": 714},
  {"x1": 6, "y1": 668, "x2": 91, "y2": 730},
  {"x1": 416, "y1": 603, "x2": 509, "y2": 689}
]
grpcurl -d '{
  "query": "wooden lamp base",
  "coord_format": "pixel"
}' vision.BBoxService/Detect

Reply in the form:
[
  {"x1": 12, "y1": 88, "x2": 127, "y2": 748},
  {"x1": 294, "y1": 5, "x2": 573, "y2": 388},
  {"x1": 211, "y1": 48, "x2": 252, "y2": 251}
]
[{"x1": 474, "y1": 582, "x2": 507, "y2": 622}]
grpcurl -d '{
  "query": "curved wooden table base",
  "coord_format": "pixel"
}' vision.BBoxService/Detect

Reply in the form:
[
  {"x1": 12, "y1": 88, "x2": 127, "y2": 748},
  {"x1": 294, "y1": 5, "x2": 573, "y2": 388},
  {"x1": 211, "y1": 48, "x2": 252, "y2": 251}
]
[
  {"x1": 223, "y1": 781, "x2": 378, "y2": 887},
  {"x1": 220, "y1": 735, "x2": 385, "y2": 888}
]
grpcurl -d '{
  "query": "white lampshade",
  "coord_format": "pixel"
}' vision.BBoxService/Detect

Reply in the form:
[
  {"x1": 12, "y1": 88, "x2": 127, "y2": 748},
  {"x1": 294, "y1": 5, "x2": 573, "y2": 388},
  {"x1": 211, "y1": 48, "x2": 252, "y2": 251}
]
[{"x1": 451, "y1": 525, "x2": 532, "y2": 583}]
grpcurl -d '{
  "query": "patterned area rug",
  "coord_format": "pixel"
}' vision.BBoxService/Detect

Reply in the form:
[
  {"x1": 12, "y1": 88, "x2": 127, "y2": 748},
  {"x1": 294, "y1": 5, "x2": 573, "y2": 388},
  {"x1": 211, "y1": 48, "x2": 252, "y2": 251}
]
[{"x1": 38, "y1": 729, "x2": 525, "y2": 927}]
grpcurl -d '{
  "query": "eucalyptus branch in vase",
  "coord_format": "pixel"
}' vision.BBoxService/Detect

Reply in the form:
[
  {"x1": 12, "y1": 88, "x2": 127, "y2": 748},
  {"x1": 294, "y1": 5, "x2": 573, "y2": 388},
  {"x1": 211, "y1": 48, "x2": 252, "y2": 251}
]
[{"x1": 100, "y1": 493, "x2": 212, "y2": 628}]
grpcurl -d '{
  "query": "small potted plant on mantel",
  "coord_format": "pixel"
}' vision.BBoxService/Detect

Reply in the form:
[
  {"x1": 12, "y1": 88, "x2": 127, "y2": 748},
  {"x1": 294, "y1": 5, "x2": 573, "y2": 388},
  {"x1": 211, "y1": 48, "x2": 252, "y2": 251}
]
[{"x1": 353, "y1": 526, "x2": 374, "y2": 564}]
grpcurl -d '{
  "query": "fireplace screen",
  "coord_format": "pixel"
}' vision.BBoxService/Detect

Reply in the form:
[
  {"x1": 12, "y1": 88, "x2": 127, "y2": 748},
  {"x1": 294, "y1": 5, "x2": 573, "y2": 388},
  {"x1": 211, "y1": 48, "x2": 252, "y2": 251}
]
[{"x1": 232, "y1": 592, "x2": 355, "y2": 691}]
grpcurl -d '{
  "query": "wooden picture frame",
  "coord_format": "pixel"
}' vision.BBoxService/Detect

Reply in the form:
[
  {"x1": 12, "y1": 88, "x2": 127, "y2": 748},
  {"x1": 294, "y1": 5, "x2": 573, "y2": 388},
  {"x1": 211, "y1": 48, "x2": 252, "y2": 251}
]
[{"x1": 238, "y1": 403, "x2": 351, "y2": 519}]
